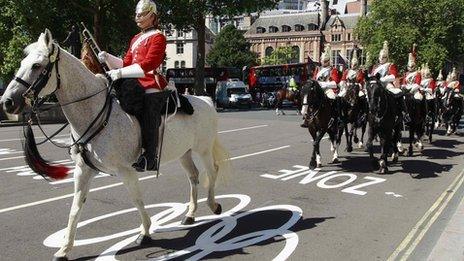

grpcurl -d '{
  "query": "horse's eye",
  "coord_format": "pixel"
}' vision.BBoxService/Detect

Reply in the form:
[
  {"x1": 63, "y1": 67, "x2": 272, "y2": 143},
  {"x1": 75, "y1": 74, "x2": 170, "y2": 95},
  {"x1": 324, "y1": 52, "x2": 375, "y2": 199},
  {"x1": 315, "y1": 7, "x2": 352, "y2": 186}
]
[{"x1": 32, "y1": 63, "x2": 41, "y2": 70}]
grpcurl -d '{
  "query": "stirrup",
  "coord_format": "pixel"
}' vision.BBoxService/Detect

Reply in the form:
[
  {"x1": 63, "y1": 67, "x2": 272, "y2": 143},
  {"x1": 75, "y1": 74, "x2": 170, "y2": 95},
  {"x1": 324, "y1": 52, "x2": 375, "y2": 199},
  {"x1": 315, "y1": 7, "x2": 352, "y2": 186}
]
[{"x1": 132, "y1": 155, "x2": 158, "y2": 172}]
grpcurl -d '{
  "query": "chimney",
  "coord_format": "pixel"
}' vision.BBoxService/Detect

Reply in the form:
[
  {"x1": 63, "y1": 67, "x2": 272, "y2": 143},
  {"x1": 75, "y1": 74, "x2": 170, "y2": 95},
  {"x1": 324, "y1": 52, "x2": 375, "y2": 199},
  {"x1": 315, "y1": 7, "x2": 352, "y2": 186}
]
[
  {"x1": 320, "y1": 0, "x2": 329, "y2": 26},
  {"x1": 360, "y1": 0, "x2": 367, "y2": 16}
]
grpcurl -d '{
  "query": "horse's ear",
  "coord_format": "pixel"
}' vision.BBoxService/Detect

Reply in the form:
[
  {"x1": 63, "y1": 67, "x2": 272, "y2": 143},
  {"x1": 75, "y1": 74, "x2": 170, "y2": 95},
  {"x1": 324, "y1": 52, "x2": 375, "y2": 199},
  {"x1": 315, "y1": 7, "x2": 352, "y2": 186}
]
[{"x1": 44, "y1": 28, "x2": 53, "y2": 51}]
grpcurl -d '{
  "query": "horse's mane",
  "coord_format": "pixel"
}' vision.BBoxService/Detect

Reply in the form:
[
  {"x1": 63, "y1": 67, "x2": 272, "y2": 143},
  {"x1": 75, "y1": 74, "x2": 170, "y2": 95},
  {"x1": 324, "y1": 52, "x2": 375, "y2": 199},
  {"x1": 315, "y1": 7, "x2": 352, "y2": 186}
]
[{"x1": 81, "y1": 42, "x2": 105, "y2": 74}]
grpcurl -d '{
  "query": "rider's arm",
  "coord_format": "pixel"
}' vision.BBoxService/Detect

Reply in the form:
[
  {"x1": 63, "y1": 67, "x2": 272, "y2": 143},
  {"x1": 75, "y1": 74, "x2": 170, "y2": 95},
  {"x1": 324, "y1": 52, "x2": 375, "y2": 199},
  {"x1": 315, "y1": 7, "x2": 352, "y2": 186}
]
[{"x1": 381, "y1": 64, "x2": 398, "y2": 83}]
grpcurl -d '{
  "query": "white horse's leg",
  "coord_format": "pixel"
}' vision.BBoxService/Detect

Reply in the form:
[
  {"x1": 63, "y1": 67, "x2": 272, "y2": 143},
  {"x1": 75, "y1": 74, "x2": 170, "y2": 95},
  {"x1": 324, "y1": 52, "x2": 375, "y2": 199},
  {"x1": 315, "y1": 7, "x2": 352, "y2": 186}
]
[
  {"x1": 199, "y1": 149, "x2": 221, "y2": 215},
  {"x1": 120, "y1": 172, "x2": 152, "y2": 245},
  {"x1": 54, "y1": 165, "x2": 95, "y2": 259},
  {"x1": 179, "y1": 150, "x2": 199, "y2": 225},
  {"x1": 332, "y1": 142, "x2": 339, "y2": 163}
]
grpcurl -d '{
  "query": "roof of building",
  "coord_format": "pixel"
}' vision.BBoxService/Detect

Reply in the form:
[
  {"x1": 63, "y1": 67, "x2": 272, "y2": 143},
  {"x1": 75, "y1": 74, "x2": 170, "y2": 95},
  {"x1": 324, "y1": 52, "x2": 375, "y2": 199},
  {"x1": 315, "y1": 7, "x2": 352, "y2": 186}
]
[
  {"x1": 247, "y1": 12, "x2": 320, "y2": 33},
  {"x1": 325, "y1": 14, "x2": 360, "y2": 29}
]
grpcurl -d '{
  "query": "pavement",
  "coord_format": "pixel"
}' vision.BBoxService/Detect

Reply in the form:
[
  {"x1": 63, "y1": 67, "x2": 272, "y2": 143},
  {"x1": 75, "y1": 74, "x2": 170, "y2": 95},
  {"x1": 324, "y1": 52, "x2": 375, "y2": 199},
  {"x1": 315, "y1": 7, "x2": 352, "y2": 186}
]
[{"x1": 0, "y1": 108, "x2": 463, "y2": 261}]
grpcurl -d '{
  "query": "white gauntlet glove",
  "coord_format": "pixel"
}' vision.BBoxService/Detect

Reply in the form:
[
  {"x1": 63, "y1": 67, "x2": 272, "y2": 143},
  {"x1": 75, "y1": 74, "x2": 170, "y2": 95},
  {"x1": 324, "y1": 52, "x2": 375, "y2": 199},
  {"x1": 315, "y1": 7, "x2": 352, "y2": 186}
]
[
  {"x1": 106, "y1": 64, "x2": 145, "y2": 81},
  {"x1": 98, "y1": 51, "x2": 123, "y2": 69}
]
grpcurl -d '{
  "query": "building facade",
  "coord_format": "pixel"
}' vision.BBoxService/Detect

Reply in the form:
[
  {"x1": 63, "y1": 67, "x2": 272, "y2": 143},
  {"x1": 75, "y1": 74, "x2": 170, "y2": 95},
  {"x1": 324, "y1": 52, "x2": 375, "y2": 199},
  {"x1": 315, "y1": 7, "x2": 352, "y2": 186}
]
[
  {"x1": 164, "y1": 28, "x2": 215, "y2": 71},
  {"x1": 245, "y1": 0, "x2": 368, "y2": 66}
]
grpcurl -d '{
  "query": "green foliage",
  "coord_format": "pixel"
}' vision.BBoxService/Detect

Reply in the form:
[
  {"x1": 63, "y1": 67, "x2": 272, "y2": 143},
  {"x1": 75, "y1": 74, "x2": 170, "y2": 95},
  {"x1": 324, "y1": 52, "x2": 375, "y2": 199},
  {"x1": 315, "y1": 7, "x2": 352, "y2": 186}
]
[
  {"x1": 206, "y1": 24, "x2": 258, "y2": 68},
  {"x1": 355, "y1": 0, "x2": 464, "y2": 74},
  {"x1": 262, "y1": 46, "x2": 298, "y2": 65}
]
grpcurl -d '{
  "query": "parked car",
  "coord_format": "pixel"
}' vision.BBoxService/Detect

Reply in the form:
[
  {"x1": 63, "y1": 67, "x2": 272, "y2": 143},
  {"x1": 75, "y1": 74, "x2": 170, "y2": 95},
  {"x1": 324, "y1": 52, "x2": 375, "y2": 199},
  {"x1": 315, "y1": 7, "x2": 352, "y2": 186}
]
[{"x1": 216, "y1": 80, "x2": 253, "y2": 109}]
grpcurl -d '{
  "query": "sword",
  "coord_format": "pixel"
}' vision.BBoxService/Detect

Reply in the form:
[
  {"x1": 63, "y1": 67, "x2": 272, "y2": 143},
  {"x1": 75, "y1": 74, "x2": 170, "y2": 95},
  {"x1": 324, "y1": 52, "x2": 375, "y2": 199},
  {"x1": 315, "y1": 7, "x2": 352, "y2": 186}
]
[{"x1": 156, "y1": 93, "x2": 169, "y2": 178}]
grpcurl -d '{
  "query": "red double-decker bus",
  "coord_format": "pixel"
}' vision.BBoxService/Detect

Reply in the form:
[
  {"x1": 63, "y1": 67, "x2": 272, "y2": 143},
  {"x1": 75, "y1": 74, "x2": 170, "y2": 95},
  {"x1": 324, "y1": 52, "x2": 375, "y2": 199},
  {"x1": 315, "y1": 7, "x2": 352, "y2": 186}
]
[{"x1": 246, "y1": 62, "x2": 317, "y2": 101}]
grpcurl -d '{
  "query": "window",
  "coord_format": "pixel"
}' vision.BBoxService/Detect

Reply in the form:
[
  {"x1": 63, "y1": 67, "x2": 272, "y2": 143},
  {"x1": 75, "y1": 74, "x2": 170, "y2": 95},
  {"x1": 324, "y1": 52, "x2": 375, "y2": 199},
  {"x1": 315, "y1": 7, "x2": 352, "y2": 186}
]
[
  {"x1": 291, "y1": 46, "x2": 300, "y2": 63},
  {"x1": 307, "y1": 23, "x2": 318, "y2": 31},
  {"x1": 269, "y1": 26, "x2": 278, "y2": 33},
  {"x1": 181, "y1": 61, "x2": 186, "y2": 68},
  {"x1": 257, "y1": 27, "x2": 266, "y2": 33},
  {"x1": 347, "y1": 33, "x2": 351, "y2": 41},
  {"x1": 162, "y1": 61, "x2": 167, "y2": 74},
  {"x1": 174, "y1": 61, "x2": 180, "y2": 68},
  {"x1": 282, "y1": 25, "x2": 291, "y2": 32},
  {"x1": 331, "y1": 34, "x2": 341, "y2": 42},
  {"x1": 295, "y1": 24, "x2": 305, "y2": 31},
  {"x1": 332, "y1": 50, "x2": 341, "y2": 65},
  {"x1": 176, "y1": 43, "x2": 184, "y2": 54},
  {"x1": 265, "y1": 46, "x2": 274, "y2": 57},
  {"x1": 177, "y1": 30, "x2": 184, "y2": 38}
]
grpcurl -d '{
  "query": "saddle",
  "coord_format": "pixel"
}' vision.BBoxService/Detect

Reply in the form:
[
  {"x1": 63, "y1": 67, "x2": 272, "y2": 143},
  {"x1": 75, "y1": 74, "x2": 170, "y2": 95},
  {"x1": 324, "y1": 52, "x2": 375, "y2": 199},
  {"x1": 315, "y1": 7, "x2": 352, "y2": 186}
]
[{"x1": 113, "y1": 79, "x2": 194, "y2": 117}]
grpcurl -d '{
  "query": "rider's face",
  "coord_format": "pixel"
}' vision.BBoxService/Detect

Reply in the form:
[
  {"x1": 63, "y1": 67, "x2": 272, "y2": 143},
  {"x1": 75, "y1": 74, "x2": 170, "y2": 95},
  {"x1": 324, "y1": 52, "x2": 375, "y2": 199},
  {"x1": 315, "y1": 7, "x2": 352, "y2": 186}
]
[{"x1": 135, "y1": 11, "x2": 155, "y2": 30}]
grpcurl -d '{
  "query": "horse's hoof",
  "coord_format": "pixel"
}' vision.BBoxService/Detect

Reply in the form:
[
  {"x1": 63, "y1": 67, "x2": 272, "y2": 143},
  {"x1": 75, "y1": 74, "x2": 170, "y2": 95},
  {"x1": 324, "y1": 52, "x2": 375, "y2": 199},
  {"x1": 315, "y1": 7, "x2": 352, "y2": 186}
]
[
  {"x1": 408, "y1": 150, "x2": 413, "y2": 157},
  {"x1": 332, "y1": 158, "x2": 340, "y2": 164},
  {"x1": 52, "y1": 257, "x2": 68, "y2": 261},
  {"x1": 354, "y1": 137, "x2": 359, "y2": 143},
  {"x1": 358, "y1": 142, "x2": 364, "y2": 149},
  {"x1": 392, "y1": 156, "x2": 398, "y2": 164},
  {"x1": 181, "y1": 216, "x2": 195, "y2": 225},
  {"x1": 213, "y1": 203, "x2": 222, "y2": 215},
  {"x1": 309, "y1": 160, "x2": 317, "y2": 169},
  {"x1": 135, "y1": 234, "x2": 152, "y2": 246},
  {"x1": 347, "y1": 146, "x2": 353, "y2": 153},
  {"x1": 379, "y1": 167, "x2": 388, "y2": 174},
  {"x1": 398, "y1": 150, "x2": 405, "y2": 156},
  {"x1": 317, "y1": 163, "x2": 322, "y2": 168}
]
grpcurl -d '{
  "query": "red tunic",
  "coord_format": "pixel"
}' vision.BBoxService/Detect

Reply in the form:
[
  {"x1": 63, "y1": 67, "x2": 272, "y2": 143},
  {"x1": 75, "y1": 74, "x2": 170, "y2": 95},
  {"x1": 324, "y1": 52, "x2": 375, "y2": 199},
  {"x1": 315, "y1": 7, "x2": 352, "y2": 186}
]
[
  {"x1": 402, "y1": 71, "x2": 422, "y2": 86},
  {"x1": 123, "y1": 30, "x2": 167, "y2": 90},
  {"x1": 313, "y1": 67, "x2": 341, "y2": 84},
  {"x1": 341, "y1": 69, "x2": 365, "y2": 85}
]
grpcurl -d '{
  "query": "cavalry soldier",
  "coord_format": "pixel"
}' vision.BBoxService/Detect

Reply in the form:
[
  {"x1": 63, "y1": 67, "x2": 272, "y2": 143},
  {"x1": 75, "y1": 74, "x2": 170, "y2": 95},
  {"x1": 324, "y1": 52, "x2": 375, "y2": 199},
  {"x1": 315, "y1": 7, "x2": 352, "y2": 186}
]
[
  {"x1": 371, "y1": 41, "x2": 411, "y2": 123},
  {"x1": 420, "y1": 63, "x2": 436, "y2": 99},
  {"x1": 301, "y1": 45, "x2": 341, "y2": 128},
  {"x1": 402, "y1": 45, "x2": 422, "y2": 95},
  {"x1": 339, "y1": 49, "x2": 365, "y2": 97},
  {"x1": 436, "y1": 70, "x2": 446, "y2": 94},
  {"x1": 98, "y1": 0, "x2": 168, "y2": 172},
  {"x1": 446, "y1": 67, "x2": 461, "y2": 94}
]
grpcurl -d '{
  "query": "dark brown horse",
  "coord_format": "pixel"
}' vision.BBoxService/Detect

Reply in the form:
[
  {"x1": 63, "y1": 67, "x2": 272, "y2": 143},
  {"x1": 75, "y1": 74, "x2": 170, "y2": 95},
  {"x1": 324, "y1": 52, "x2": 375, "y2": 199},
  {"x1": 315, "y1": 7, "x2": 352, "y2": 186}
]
[
  {"x1": 340, "y1": 83, "x2": 368, "y2": 152},
  {"x1": 301, "y1": 80, "x2": 342, "y2": 169},
  {"x1": 404, "y1": 91, "x2": 427, "y2": 156},
  {"x1": 275, "y1": 88, "x2": 302, "y2": 116}
]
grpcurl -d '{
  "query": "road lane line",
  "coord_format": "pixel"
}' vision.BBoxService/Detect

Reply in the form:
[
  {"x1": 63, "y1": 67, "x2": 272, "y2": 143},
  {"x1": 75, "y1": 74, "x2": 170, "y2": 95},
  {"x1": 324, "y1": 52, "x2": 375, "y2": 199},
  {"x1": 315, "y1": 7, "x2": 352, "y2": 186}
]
[
  {"x1": 218, "y1": 125, "x2": 268, "y2": 134},
  {"x1": 0, "y1": 125, "x2": 267, "y2": 143},
  {"x1": 0, "y1": 145, "x2": 290, "y2": 214},
  {"x1": 0, "y1": 156, "x2": 25, "y2": 161},
  {"x1": 0, "y1": 134, "x2": 69, "y2": 143},
  {"x1": 388, "y1": 168, "x2": 464, "y2": 261}
]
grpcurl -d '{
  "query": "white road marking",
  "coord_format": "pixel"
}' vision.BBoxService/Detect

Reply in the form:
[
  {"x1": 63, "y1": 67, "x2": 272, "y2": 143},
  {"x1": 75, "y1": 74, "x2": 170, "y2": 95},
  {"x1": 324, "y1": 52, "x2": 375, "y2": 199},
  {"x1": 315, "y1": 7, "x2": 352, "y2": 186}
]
[
  {"x1": 0, "y1": 134, "x2": 69, "y2": 143},
  {"x1": 0, "y1": 145, "x2": 291, "y2": 214},
  {"x1": 218, "y1": 124, "x2": 268, "y2": 134},
  {"x1": 385, "y1": 192, "x2": 403, "y2": 198},
  {"x1": 387, "y1": 167, "x2": 464, "y2": 261},
  {"x1": 0, "y1": 156, "x2": 25, "y2": 161}
]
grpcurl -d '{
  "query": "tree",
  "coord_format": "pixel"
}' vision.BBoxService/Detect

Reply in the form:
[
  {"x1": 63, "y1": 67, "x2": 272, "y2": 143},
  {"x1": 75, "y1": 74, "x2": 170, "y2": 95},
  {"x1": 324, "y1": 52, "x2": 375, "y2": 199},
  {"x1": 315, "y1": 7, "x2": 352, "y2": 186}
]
[
  {"x1": 157, "y1": 0, "x2": 279, "y2": 95},
  {"x1": 0, "y1": 0, "x2": 136, "y2": 81},
  {"x1": 206, "y1": 24, "x2": 258, "y2": 68},
  {"x1": 262, "y1": 46, "x2": 298, "y2": 65},
  {"x1": 355, "y1": 0, "x2": 464, "y2": 74}
]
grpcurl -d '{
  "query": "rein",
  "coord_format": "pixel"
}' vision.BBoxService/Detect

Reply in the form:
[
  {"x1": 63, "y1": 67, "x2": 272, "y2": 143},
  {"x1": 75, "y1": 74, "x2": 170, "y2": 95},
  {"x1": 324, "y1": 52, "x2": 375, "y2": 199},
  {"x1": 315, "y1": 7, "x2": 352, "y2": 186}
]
[{"x1": 17, "y1": 44, "x2": 115, "y2": 176}]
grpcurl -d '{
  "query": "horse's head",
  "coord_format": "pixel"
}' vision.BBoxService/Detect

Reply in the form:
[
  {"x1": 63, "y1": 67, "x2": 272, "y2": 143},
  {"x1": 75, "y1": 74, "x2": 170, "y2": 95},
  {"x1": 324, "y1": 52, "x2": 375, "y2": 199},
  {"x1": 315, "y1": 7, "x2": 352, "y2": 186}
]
[
  {"x1": 0, "y1": 29, "x2": 59, "y2": 114},
  {"x1": 301, "y1": 79, "x2": 323, "y2": 107},
  {"x1": 345, "y1": 83, "x2": 360, "y2": 107},
  {"x1": 365, "y1": 74, "x2": 385, "y2": 119}
]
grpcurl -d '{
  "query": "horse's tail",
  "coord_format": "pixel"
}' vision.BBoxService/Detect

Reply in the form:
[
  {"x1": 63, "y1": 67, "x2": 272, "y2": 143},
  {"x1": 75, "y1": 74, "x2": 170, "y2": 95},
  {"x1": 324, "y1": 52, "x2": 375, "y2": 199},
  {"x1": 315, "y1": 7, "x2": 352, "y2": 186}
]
[
  {"x1": 22, "y1": 124, "x2": 70, "y2": 180},
  {"x1": 211, "y1": 136, "x2": 232, "y2": 185}
]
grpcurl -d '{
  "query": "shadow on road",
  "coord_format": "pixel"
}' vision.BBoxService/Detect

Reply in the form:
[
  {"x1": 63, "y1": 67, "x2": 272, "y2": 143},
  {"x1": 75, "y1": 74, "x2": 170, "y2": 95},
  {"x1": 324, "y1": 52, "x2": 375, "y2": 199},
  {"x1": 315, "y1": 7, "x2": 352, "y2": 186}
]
[
  {"x1": 431, "y1": 138, "x2": 464, "y2": 149},
  {"x1": 422, "y1": 148, "x2": 464, "y2": 159},
  {"x1": 77, "y1": 209, "x2": 332, "y2": 260},
  {"x1": 401, "y1": 160, "x2": 453, "y2": 179}
]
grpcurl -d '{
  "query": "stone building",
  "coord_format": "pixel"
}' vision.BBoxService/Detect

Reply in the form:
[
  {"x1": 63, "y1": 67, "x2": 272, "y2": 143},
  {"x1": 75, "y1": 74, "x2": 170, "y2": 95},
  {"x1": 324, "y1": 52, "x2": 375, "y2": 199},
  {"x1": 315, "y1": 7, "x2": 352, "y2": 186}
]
[{"x1": 245, "y1": 0, "x2": 368, "y2": 66}]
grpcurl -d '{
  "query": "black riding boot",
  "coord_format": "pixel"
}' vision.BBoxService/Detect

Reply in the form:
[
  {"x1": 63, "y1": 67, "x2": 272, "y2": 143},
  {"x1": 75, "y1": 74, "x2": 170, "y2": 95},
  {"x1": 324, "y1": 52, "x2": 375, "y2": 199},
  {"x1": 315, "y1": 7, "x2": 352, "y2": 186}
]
[{"x1": 132, "y1": 92, "x2": 166, "y2": 172}]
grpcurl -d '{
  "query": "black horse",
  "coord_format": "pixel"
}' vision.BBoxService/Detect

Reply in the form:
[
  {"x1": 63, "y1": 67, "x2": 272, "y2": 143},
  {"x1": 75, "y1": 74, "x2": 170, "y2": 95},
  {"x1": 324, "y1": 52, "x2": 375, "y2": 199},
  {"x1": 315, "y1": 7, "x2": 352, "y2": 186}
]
[
  {"x1": 404, "y1": 91, "x2": 427, "y2": 156},
  {"x1": 301, "y1": 80, "x2": 343, "y2": 169},
  {"x1": 365, "y1": 76, "x2": 399, "y2": 174},
  {"x1": 341, "y1": 83, "x2": 368, "y2": 152},
  {"x1": 424, "y1": 90, "x2": 439, "y2": 143},
  {"x1": 442, "y1": 89, "x2": 463, "y2": 135}
]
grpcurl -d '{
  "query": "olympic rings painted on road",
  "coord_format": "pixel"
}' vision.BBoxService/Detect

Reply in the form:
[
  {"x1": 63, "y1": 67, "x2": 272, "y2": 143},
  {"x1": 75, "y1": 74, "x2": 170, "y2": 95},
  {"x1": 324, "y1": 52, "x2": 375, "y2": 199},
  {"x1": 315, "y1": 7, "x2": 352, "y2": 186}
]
[{"x1": 44, "y1": 194, "x2": 302, "y2": 260}]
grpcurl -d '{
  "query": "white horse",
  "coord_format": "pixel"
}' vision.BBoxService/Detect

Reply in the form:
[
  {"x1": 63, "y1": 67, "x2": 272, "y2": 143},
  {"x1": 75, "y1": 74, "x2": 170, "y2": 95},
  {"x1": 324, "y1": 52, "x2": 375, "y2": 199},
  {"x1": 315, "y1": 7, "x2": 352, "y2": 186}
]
[{"x1": 0, "y1": 29, "x2": 231, "y2": 261}]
